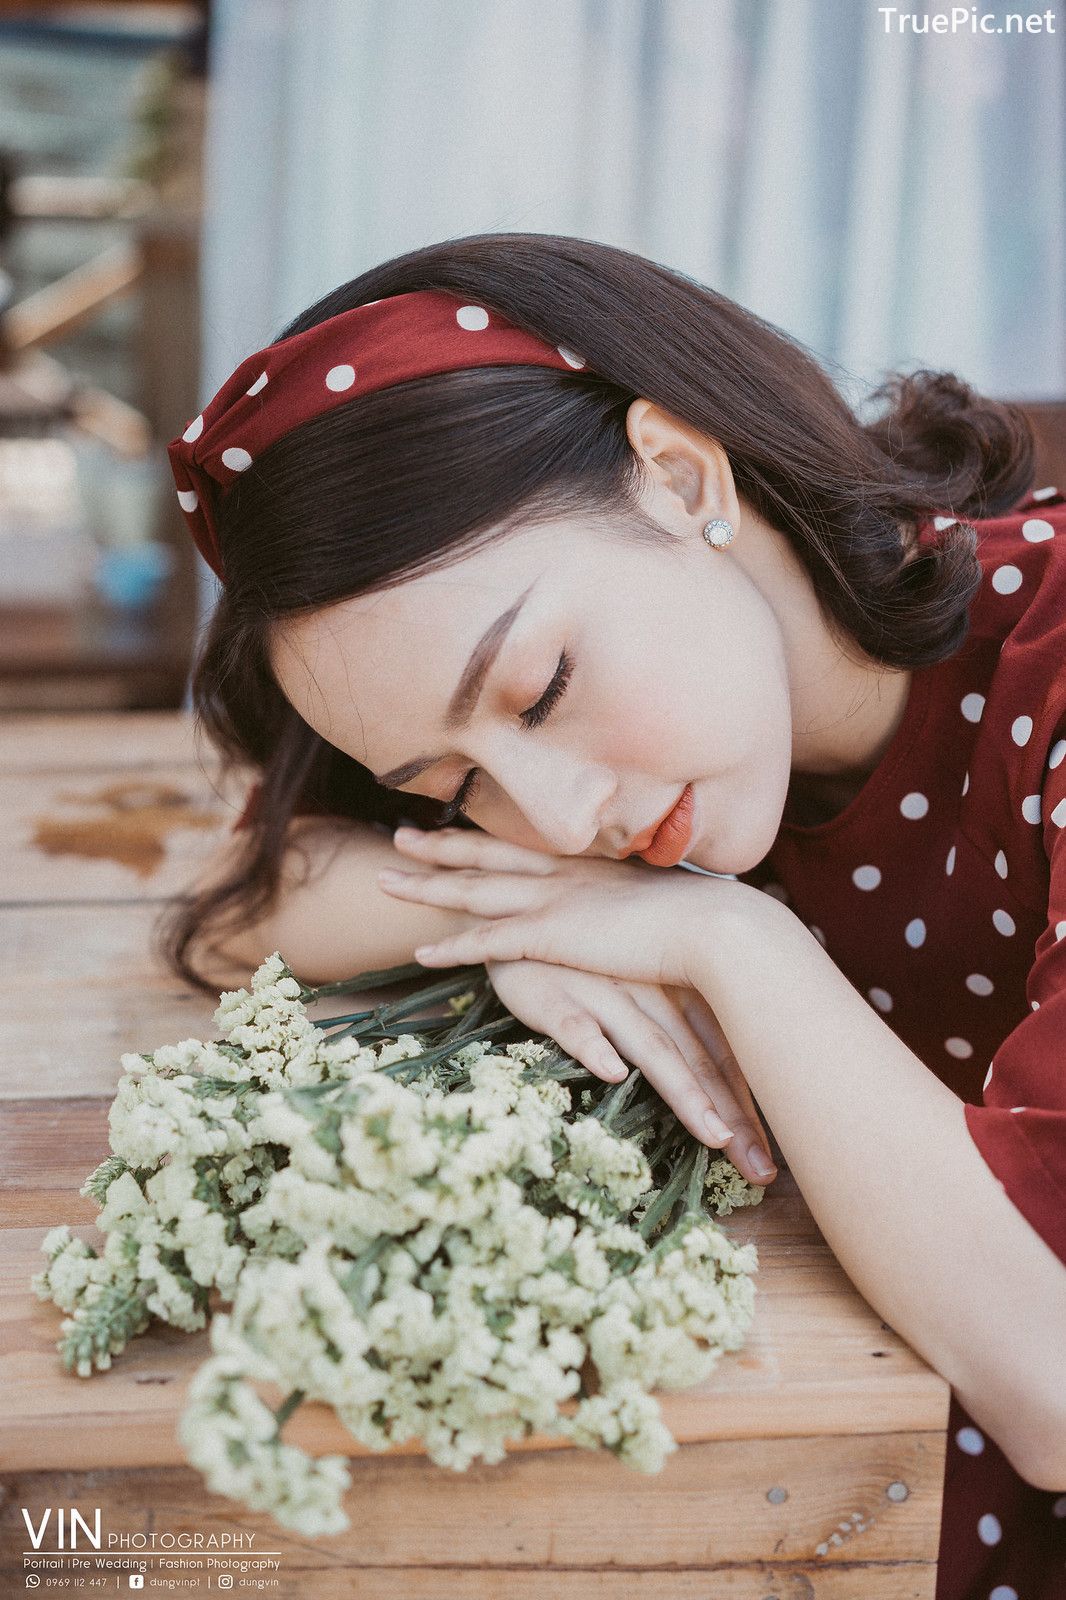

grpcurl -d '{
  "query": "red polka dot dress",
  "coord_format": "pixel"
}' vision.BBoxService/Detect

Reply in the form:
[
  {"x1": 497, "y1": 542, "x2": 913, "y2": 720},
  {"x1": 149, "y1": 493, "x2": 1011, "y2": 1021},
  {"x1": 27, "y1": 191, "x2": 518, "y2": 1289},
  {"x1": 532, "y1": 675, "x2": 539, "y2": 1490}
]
[{"x1": 740, "y1": 487, "x2": 1066, "y2": 1599}]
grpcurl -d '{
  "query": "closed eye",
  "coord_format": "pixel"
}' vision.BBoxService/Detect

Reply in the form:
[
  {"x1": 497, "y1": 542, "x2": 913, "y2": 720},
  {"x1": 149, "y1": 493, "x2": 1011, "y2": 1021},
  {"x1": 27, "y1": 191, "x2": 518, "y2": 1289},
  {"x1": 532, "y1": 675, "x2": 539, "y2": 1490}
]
[{"x1": 437, "y1": 648, "x2": 574, "y2": 824}]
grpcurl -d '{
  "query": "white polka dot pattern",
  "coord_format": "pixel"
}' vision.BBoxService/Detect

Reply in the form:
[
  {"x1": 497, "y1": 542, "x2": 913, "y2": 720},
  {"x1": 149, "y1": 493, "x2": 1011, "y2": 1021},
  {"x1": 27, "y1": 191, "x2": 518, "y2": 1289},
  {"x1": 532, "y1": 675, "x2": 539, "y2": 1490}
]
[
  {"x1": 325, "y1": 364, "x2": 356, "y2": 391},
  {"x1": 177, "y1": 488, "x2": 198, "y2": 511},
  {"x1": 991, "y1": 564, "x2": 1022, "y2": 594},
  {"x1": 977, "y1": 1512, "x2": 1002, "y2": 1544},
  {"x1": 246, "y1": 371, "x2": 268, "y2": 396},
  {"x1": 1022, "y1": 794, "x2": 1042, "y2": 823},
  {"x1": 955, "y1": 1425, "x2": 985, "y2": 1454},
  {"x1": 731, "y1": 494, "x2": 1066, "y2": 1544},
  {"x1": 456, "y1": 305, "x2": 490, "y2": 330},
  {"x1": 221, "y1": 447, "x2": 252, "y2": 472}
]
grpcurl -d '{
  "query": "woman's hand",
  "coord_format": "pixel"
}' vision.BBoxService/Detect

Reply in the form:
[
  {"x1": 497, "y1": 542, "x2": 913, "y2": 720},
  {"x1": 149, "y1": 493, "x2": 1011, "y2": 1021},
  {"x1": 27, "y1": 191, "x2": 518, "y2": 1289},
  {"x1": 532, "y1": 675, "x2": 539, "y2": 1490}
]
[
  {"x1": 484, "y1": 958, "x2": 777, "y2": 1184},
  {"x1": 379, "y1": 826, "x2": 717, "y2": 987},
  {"x1": 378, "y1": 826, "x2": 778, "y2": 1185}
]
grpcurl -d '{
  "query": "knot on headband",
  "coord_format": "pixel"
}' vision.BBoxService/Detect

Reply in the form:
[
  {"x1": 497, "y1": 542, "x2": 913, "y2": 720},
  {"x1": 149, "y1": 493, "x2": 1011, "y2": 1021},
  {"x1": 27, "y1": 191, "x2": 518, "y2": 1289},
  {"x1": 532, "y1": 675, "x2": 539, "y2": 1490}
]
[{"x1": 167, "y1": 288, "x2": 590, "y2": 582}]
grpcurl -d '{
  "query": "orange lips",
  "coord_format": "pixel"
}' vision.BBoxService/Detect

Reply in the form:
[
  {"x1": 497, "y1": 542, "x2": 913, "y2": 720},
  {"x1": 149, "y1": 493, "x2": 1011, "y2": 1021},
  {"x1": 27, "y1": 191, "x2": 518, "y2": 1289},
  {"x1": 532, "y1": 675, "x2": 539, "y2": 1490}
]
[{"x1": 637, "y1": 783, "x2": 695, "y2": 867}]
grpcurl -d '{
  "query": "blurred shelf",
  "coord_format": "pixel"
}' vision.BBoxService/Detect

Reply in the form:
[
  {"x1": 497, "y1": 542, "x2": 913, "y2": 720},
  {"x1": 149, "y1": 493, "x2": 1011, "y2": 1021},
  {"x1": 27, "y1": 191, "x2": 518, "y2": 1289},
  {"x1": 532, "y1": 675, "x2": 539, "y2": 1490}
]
[{"x1": 0, "y1": 597, "x2": 189, "y2": 709}]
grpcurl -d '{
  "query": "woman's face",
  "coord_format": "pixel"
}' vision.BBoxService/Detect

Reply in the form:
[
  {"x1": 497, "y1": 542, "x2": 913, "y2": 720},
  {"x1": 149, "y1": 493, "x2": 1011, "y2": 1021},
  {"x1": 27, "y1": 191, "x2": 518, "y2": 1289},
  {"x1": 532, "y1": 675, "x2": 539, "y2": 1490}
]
[{"x1": 269, "y1": 401, "x2": 802, "y2": 877}]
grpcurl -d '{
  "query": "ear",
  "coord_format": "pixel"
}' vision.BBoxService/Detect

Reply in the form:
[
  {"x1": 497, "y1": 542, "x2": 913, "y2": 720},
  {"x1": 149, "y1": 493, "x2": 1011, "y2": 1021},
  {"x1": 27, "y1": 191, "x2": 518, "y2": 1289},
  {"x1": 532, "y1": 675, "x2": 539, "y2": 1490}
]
[{"x1": 625, "y1": 398, "x2": 740, "y2": 534}]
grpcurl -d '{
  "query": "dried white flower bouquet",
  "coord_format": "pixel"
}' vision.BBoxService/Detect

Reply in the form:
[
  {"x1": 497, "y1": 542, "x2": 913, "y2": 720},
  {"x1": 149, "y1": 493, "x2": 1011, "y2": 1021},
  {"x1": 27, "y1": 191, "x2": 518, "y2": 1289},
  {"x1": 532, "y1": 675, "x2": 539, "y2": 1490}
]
[{"x1": 33, "y1": 953, "x2": 763, "y2": 1536}]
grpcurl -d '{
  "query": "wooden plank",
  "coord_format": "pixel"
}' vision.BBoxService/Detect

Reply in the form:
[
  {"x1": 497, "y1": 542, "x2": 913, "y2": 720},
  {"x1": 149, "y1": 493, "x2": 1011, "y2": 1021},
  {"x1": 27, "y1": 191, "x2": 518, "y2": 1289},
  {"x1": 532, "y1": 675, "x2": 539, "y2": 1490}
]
[
  {"x1": 0, "y1": 1432, "x2": 944, "y2": 1577},
  {"x1": 0, "y1": 712, "x2": 212, "y2": 775},
  {"x1": 0, "y1": 764, "x2": 246, "y2": 903},
  {"x1": 0, "y1": 905, "x2": 440, "y2": 1102},
  {"x1": 0, "y1": 905, "x2": 223, "y2": 1100},
  {"x1": 0, "y1": 1556, "x2": 939, "y2": 1600}
]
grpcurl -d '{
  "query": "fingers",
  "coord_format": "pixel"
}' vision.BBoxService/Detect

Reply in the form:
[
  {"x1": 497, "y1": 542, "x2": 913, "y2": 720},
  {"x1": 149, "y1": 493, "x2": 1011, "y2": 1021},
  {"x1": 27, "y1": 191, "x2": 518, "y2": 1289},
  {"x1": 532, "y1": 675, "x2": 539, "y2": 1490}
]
[
  {"x1": 543, "y1": 1008, "x2": 632, "y2": 1084},
  {"x1": 674, "y1": 992, "x2": 778, "y2": 1185},
  {"x1": 392, "y1": 826, "x2": 558, "y2": 875},
  {"x1": 379, "y1": 866, "x2": 546, "y2": 918},
  {"x1": 483, "y1": 965, "x2": 631, "y2": 1085},
  {"x1": 413, "y1": 920, "x2": 537, "y2": 968},
  {"x1": 592, "y1": 994, "x2": 736, "y2": 1151}
]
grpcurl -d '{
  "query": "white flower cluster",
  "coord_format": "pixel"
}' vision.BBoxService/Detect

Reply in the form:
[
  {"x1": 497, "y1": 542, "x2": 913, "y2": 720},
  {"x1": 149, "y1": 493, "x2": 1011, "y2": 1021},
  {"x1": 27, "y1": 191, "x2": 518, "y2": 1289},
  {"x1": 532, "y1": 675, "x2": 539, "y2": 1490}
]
[{"x1": 34, "y1": 953, "x2": 762, "y2": 1537}]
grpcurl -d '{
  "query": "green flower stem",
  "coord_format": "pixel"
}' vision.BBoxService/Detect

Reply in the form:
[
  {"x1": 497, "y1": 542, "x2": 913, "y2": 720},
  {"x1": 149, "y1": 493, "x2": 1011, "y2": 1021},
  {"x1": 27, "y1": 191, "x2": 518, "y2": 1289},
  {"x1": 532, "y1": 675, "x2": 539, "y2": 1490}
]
[
  {"x1": 310, "y1": 1007, "x2": 377, "y2": 1030},
  {"x1": 331, "y1": 977, "x2": 484, "y2": 1042},
  {"x1": 685, "y1": 1143, "x2": 711, "y2": 1214},
  {"x1": 299, "y1": 961, "x2": 433, "y2": 999},
  {"x1": 441, "y1": 982, "x2": 497, "y2": 1041},
  {"x1": 271, "y1": 1387, "x2": 307, "y2": 1437},
  {"x1": 637, "y1": 1142, "x2": 699, "y2": 1239},
  {"x1": 590, "y1": 1066, "x2": 644, "y2": 1129},
  {"x1": 380, "y1": 1016, "x2": 518, "y2": 1077}
]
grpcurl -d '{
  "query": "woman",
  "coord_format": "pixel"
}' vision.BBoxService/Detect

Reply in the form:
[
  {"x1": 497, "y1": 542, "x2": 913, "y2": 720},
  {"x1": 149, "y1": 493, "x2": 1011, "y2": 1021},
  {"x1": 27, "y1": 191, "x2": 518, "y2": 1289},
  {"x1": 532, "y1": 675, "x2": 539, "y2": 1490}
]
[{"x1": 165, "y1": 232, "x2": 1066, "y2": 1597}]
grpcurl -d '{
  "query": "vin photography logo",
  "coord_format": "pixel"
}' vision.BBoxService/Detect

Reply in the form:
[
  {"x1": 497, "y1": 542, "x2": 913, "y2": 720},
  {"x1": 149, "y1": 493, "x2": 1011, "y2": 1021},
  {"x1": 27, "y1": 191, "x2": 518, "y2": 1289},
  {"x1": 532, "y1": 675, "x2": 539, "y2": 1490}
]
[{"x1": 20, "y1": 1505, "x2": 283, "y2": 1586}]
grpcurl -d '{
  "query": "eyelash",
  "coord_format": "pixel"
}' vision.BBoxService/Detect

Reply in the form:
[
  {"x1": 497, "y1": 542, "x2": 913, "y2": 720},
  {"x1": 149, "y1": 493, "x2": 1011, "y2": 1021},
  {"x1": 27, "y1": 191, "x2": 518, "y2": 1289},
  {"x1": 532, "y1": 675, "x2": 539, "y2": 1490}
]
[{"x1": 437, "y1": 648, "x2": 574, "y2": 824}]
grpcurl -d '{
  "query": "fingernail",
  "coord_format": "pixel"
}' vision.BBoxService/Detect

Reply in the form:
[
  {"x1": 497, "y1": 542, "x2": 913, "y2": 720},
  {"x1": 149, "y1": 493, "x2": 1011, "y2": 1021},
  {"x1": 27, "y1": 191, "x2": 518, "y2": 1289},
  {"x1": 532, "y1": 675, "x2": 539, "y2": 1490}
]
[
  {"x1": 413, "y1": 945, "x2": 436, "y2": 961},
  {"x1": 747, "y1": 1144, "x2": 775, "y2": 1181},
  {"x1": 704, "y1": 1110, "x2": 734, "y2": 1141},
  {"x1": 378, "y1": 868, "x2": 403, "y2": 882}
]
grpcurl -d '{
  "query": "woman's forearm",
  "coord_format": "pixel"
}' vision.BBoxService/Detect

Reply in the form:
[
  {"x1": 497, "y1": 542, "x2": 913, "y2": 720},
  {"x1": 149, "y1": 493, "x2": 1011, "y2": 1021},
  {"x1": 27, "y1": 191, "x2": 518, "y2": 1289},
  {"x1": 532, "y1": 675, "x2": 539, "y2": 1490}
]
[
  {"x1": 688, "y1": 882, "x2": 1066, "y2": 1491},
  {"x1": 198, "y1": 820, "x2": 476, "y2": 986}
]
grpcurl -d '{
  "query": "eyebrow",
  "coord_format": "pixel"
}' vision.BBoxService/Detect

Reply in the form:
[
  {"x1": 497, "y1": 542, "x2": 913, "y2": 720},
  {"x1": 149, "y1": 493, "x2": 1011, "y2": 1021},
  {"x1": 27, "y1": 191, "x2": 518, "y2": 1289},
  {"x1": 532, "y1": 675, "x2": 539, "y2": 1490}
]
[{"x1": 374, "y1": 581, "x2": 537, "y2": 790}]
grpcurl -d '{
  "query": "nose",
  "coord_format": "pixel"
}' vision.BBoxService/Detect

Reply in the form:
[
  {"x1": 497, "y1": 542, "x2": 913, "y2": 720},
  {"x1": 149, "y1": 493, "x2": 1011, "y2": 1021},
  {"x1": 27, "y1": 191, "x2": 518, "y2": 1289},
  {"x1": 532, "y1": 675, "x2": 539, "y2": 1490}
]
[{"x1": 488, "y1": 740, "x2": 615, "y2": 856}]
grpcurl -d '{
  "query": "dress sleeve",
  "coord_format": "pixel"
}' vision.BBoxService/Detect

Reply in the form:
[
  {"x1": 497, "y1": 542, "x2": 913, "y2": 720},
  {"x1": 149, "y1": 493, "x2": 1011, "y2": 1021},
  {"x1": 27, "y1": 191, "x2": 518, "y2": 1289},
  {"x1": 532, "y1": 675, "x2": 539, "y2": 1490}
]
[{"x1": 963, "y1": 745, "x2": 1066, "y2": 1266}]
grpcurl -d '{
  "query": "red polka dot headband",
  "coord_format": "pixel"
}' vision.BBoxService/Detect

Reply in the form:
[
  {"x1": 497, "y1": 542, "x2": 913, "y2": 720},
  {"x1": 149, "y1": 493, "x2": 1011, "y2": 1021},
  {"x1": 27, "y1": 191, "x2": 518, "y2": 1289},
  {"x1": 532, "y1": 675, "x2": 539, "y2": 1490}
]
[{"x1": 167, "y1": 288, "x2": 590, "y2": 582}]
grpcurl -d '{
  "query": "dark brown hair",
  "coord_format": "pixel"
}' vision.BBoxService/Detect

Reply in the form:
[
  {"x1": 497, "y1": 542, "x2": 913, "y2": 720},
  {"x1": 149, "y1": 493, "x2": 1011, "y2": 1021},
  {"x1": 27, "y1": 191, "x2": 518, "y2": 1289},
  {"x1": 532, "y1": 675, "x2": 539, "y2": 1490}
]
[{"x1": 158, "y1": 230, "x2": 1035, "y2": 991}]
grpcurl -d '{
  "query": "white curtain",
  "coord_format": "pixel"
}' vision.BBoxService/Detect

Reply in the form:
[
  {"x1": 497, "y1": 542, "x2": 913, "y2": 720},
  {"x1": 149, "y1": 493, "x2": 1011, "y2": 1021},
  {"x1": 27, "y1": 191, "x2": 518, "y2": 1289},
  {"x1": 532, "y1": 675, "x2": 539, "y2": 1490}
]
[{"x1": 201, "y1": 0, "x2": 1065, "y2": 406}]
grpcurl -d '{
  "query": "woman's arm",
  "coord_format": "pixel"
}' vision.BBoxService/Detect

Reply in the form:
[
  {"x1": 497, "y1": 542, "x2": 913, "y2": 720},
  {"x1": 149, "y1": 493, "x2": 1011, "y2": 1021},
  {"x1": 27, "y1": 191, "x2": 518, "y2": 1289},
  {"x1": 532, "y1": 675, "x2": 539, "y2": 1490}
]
[
  {"x1": 688, "y1": 885, "x2": 1066, "y2": 1492},
  {"x1": 384, "y1": 829, "x2": 1066, "y2": 1490},
  {"x1": 191, "y1": 818, "x2": 479, "y2": 986}
]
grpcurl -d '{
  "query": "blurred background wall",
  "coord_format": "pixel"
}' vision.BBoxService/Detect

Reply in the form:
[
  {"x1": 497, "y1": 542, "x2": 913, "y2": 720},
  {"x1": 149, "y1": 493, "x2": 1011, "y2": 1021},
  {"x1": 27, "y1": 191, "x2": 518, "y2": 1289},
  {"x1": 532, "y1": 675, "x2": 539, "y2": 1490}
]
[
  {"x1": 201, "y1": 0, "x2": 1066, "y2": 400},
  {"x1": 0, "y1": 1, "x2": 1063, "y2": 702},
  {"x1": 197, "y1": 0, "x2": 1066, "y2": 615}
]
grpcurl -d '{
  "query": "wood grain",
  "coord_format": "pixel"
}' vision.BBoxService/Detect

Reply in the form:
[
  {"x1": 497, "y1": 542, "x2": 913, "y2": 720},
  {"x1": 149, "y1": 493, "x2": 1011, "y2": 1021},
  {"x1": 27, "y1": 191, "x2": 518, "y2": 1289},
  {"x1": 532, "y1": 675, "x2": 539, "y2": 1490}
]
[{"x1": 1, "y1": 1434, "x2": 945, "y2": 1585}]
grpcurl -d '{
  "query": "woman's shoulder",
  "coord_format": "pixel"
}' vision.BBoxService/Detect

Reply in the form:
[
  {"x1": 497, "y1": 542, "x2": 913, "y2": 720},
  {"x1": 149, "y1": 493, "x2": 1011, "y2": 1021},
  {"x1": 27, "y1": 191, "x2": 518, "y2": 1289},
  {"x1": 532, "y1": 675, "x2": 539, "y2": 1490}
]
[{"x1": 956, "y1": 484, "x2": 1066, "y2": 653}]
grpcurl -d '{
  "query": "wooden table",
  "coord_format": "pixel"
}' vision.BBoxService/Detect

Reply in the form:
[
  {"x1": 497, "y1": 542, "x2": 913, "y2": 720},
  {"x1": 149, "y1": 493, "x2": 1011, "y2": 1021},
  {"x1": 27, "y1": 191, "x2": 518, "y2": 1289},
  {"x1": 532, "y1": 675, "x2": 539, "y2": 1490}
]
[{"x1": 0, "y1": 713, "x2": 951, "y2": 1598}]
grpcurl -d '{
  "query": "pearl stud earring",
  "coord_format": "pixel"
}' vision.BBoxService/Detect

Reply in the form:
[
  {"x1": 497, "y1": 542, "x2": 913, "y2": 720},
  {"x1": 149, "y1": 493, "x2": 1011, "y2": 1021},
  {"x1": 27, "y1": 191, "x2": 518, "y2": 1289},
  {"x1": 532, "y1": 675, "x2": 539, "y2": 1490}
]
[{"x1": 702, "y1": 518, "x2": 735, "y2": 550}]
